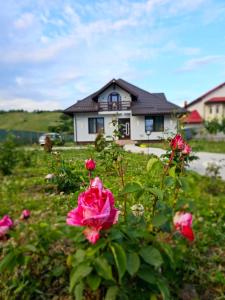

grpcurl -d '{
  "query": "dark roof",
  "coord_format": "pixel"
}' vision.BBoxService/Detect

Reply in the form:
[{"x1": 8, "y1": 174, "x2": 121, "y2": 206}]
[
  {"x1": 64, "y1": 78, "x2": 185, "y2": 115},
  {"x1": 183, "y1": 110, "x2": 203, "y2": 124},
  {"x1": 205, "y1": 97, "x2": 225, "y2": 104},
  {"x1": 186, "y1": 82, "x2": 225, "y2": 108}
]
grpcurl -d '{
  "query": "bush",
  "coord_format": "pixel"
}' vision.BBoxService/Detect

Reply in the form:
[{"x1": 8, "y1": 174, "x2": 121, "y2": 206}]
[
  {"x1": 0, "y1": 135, "x2": 20, "y2": 175},
  {"x1": 94, "y1": 131, "x2": 106, "y2": 152}
]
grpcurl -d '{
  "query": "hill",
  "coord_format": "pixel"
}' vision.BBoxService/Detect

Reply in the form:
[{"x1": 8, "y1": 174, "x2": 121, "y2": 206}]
[{"x1": 0, "y1": 111, "x2": 65, "y2": 132}]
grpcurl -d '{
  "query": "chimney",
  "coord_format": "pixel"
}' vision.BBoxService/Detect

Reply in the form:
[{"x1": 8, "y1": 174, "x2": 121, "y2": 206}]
[{"x1": 184, "y1": 100, "x2": 188, "y2": 108}]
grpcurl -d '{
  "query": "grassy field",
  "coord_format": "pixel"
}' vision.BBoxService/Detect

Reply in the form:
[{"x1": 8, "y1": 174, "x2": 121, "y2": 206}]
[
  {"x1": 139, "y1": 139, "x2": 225, "y2": 153},
  {"x1": 0, "y1": 148, "x2": 225, "y2": 299},
  {"x1": 0, "y1": 111, "x2": 62, "y2": 132}
]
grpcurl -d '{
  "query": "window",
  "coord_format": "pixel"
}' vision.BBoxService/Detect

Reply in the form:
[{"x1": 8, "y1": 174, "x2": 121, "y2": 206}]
[
  {"x1": 108, "y1": 92, "x2": 121, "y2": 103},
  {"x1": 209, "y1": 106, "x2": 212, "y2": 114},
  {"x1": 216, "y1": 105, "x2": 219, "y2": 114},
  {"x1": 88, "y1": 118, "x2": 104, "y2": 134},
  {"x1": 145, "y1": 116, "x2": 164, "y2": 132}
]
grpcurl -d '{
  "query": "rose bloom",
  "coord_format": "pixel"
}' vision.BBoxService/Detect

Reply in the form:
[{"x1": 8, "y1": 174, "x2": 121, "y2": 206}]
[
  {"x1": 0, "y1": 215, "x2": 13, "y2": 238},
  {"x1": 170, "y1": 134, "x2": 185, "y2": 151},
  {"x1": 182, "y1": 143, "x2": 192, "y2": 155},
  {"x1": 20, "y1": 210, "x2": 31, "y2": 220},
  {"x1": 85, "y1": 159, "x2": 96, "y2": 171},
  {"x1": 67, "y1": 177, "x2": 119, "y2": 244},
  {"x1": 45, "y1": 173, "x2": 55, "y2": 180},
  {"x1": 173, "y1": 211, "x2": 194, "y2": 241}
]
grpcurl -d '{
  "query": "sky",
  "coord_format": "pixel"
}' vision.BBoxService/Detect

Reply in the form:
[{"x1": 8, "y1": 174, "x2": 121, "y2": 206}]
[{"x1": 0, "y1": 0, "x2": 225, "y2": 111}]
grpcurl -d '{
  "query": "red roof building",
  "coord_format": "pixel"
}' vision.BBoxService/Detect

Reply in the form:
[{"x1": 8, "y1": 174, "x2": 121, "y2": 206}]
[{"x1": 183, "y1": 110, "x2": 203, "y2": 124}]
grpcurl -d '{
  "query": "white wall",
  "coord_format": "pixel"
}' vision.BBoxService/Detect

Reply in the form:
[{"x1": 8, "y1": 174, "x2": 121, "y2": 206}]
[
  {"x1": 130, "y1": 115, "x2": 177, "y2": 140},
  {"x1": 74, "y1": 113, "x2": 178, "y2": 142},
  {"x1": 188, "y1": 85, "x2": 225, "y2": 120},
  {"x1": 98, "y1": 86, "x2": 131, "y2": 103}
]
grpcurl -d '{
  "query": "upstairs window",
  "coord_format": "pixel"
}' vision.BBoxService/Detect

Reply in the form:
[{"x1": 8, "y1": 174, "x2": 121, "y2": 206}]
[
  {"x1": 88, "y1": 117, "x2": 104, "y2": 134},
  {"x1": 108, "y1": 92, "x2": 121, "y2": 103},
  {"x1": 145, "y1": 116, "x2": 164, "y2": 132}
]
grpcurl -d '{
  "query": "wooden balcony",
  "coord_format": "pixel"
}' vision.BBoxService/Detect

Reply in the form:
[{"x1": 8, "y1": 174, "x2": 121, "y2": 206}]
[{"x1": 98, "y1": 101, "x2": 131, "y2": 111}]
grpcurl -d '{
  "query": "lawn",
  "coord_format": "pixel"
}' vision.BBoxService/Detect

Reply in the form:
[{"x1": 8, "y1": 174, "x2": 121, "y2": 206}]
[
  {"x1": 139, "y1": 139, "x2": 225, "y2": 153},
  {"x1": 0, "y1": 147, "x2": 225, "y2": 299}
]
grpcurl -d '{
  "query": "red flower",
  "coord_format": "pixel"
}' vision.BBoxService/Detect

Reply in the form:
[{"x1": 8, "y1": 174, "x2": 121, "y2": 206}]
[
  {"x1": 182, "y1": 143, "x2": 192, "y2": 155},
  {"x1": 0, "y1": 215, "x2": 13, "y2": 238},
  {"x1": 85, "y1": 159, "x2": 96, "y2": 171},
  {"x1": 173, "y1": 211, "x2": 194, "y2": 241},
  {"x1": 66, "y1": 177, "x2": 119, "y2": 244},
  {"x1": 20, "y1": 210, "x2": 31, "y2": 220},
  {"x1": 170, "y1": 134, "x2": 185, "y2": 151}
]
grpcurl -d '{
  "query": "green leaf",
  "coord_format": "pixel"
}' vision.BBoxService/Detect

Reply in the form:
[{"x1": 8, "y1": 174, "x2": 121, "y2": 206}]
[
  {"x1": 157, "y1": 279, "x2": 170, "y2": 300},
  {"x1": 105, "y1": 286, "x2": 119, "y2": 300},
  {"x1": 74, "y1": 281, "x2": 84, "y2": 300},
  {"x1": 52, "y1": 265, "x2": 65, "y2": 277},
  {"x1": 140, "y1": 246, "x2": 163, "y2": 268},
  {"x1": 70, "y1": 264, "x2": 92, "y2": 292},
  {"x1": 127, "y1": 252, "x2": 140, "y2": 276},
  {"x1": 152, "y1": 214, "x2": 168, "y2": 227},
  {"x1": 75, "y1": 249, "x2": 86, "y2": 263},
  {"x1": 95, "y1": 257, "x2": 114, "y2": 281},
  {"x1": 148, "y1": 188, "x2": 164, "y2": 201},
  {"x1": 0, "y1": 251, "x2": 17, "y2": 272},
  {"x1": 169, "y1": 166, "x2": 176, "y2": 178},
  {"x1": 147, "y1": 157, "x2": 159, "y2": 172},
  {"x1": 137, "y1": 265, "x2": 156, "y2": 284},
  {"x1": 23, "y1": 244, "x2": 37, "y2": 253},
  {"x1": 87, "y1": 274, "x2": 101, "y2": 291},
  {"x1": 121, "y1": 182, "x2": 142, "y2": 194},
  {"x1": 110, "y1": 243, "x2": 127, "y2": 283}
]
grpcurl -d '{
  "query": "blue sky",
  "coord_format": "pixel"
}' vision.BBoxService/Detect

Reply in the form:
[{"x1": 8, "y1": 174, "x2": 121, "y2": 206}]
[{"x1": 0, "y1": 0, "x2": 225, "y2": 111}]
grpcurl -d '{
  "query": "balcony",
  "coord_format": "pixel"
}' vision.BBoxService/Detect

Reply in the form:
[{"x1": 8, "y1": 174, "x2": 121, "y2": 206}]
[{"x1": 98, "y1": 101, "x2": 131, "y2": 111}]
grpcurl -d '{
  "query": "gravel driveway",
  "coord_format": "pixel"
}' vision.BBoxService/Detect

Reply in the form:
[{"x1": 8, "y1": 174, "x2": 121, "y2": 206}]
[{"x1": 124, "y1": 145, "x2": 225, "y2": 180}]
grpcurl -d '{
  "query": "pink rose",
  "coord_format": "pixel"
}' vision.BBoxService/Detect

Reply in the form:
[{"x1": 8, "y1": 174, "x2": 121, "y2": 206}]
[
  {"x1": 85, "y1": 159, "x2": 96, "y2": 171},
  {"x1": 173, "y1": 211, "x2": 194, "y2": 241},
  {"x1": 0, "y1": 215, "x2": 13, "y2": 238},
  {"x1": 20, "y1": 210, "x2": 31, "y2": 220},
  {"x1": 182, "y1": 143, "x2": 192, "y2": 155},
  {"x1": 66, "y1": 177, "x2": 119, "y2": 244},
  {"x1": 170, "y1": 134, "x2": 185, "y2": 151}
]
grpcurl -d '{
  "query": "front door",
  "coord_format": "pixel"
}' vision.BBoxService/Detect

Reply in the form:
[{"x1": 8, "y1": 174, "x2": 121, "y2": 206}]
[{"x1": 118, "y1": 118, "x2": 130, "y2": 139}]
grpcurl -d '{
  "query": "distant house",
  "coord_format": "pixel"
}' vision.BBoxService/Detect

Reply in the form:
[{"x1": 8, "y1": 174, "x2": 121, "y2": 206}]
[
  {"x1": 64, "y1": 78, "x2": 185, "y2": 143},
  {"x1": 186, "y1": 82, "x2": 225, "y2": 122}
]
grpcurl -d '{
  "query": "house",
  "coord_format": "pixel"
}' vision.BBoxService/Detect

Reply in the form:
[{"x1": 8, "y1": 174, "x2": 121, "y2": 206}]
[
  {"x1": 185, "y1": 82, "x2": 225, "y2": 122},
  {"x1": 64, "y1": 78, "x2": 185, "y2": 143},
  {"x1": 182, "y1": 110, "x2": 203, "y2": 128}
]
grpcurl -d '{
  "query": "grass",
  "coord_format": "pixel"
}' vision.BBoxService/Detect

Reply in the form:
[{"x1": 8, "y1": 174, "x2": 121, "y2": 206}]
[
  {"x1": 138, "y1": 139, "x2": 225, "y2": 153},
  {"x1": 0, "y1": 148, "x2": 225, "y2": 299},
  {"x1": 0, "y1": 111, "x2": 62, "y2": 132}
]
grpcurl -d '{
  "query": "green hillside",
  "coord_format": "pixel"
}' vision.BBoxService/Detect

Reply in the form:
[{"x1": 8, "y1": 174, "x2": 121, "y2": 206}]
[{"x1": 0, "y1": 111, "x2": 64, "y2": 132}]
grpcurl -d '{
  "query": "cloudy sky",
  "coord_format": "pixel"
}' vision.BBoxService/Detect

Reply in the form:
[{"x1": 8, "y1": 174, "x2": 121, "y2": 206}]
[{"x1": 0, "y1": 0, "x2": 225, "y2": 111}]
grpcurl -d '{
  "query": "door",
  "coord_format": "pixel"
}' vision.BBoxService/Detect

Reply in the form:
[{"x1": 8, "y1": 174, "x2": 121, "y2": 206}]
[{"x1": 118, "y1": 118, "x2": 130, "y2": 139}]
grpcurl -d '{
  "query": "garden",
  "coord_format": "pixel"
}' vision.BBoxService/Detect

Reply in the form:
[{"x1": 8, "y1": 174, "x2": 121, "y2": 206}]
[{"x1": 0, "y1": 131, "x2": 225, "y2": 300}]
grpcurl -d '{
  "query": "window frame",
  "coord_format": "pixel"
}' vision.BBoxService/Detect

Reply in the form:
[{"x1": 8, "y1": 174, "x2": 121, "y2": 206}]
[
  {"x1": 145, "y1": 115, "x2": 164, "y2": 132},
  {"x1": 88, "y1": 117, "x2": 104, "y2": 134}
]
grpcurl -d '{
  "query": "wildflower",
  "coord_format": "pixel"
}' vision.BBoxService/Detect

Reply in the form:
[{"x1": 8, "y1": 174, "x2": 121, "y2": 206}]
[
  {"x1": 131, "y1": 204, "x2": 144, "y2": 217},
  {"x1": 85, "y1": 159, "x2": 96, "y2": 171},
  {"x1": 170, "y1": 134, "x2": 185, "y2": 151},
  {"x1": 173, "y1": 211, "x2": 194, "y2": 241},
  {"x1": 45, "y1": 173, "x2": 55, "y2": 180},
  {"x1": 0, "y1": 215, "x2": 13, "y2": 238},
  {"x1": 20, "y1": 210, "x2": 30, "y2": 220},
  {"x1": 66, "y1": 177, "x2": 119, "y2": 244}
]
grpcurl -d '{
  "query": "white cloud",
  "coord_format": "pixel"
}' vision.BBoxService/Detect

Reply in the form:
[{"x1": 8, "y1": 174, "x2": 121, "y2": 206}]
[
  {"x1": 0, "y1": 98, "x2": 61, "y2": 112},
  {"x1": 178, "y1": 55, "x2": 225, "y2": 71},
  {"x1": 14, "y1": 13, "x2": 34, "y2": 29}
]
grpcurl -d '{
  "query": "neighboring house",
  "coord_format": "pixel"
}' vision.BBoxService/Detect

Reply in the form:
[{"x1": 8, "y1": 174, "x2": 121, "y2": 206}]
[
  {"x1": 186, "y1": 82, "x2": 225, "y2": 122},
  {"x1": 182, "y1": 110, "x2": 203, "y2": 129},
  {"x1": 64, "y1": 78, "x2": 185, "y2": 142}
]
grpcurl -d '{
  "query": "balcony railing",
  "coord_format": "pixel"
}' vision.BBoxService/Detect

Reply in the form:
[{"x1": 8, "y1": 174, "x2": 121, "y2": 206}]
[{"x1": 99, "y1": 101, "x2": 131, "y2": 111}]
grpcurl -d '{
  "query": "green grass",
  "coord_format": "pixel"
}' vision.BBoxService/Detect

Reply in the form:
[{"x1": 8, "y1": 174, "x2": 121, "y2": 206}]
[
  {"x1": 0, "y1": 149, "x2": 225, "y2": 299},
  {"x1": 0, "y1": 111, "x2": 62, "y2": 132},
  {"x1": 139, "y1": 139, "x2": 225, "y2": 153}
]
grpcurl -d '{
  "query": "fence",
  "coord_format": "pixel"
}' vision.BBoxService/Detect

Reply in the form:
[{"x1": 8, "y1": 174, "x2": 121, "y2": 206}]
[{"x1": 0, "y1": 129, "x2": 74, "y2": 145}]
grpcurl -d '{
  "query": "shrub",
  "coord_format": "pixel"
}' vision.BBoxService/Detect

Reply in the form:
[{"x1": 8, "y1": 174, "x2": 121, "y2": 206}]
[
  {"x1": 94, "y1": 130, "x2": 106, "y2": 152},
  {"x1": 44, "y1": 136, "x2": 52, "y2": 153},
  {"x1": 0, "y1": 135, "x2": 20, "y2": 175}
]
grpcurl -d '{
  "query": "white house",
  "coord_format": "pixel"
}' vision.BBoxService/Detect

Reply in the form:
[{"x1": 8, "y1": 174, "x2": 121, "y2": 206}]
[
  {"x1": 186, "y1": 82, "x2": 225, "y2": 122},
  {"x1": 64, "y1": 78, "x2": 185, "y2": 143}
]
